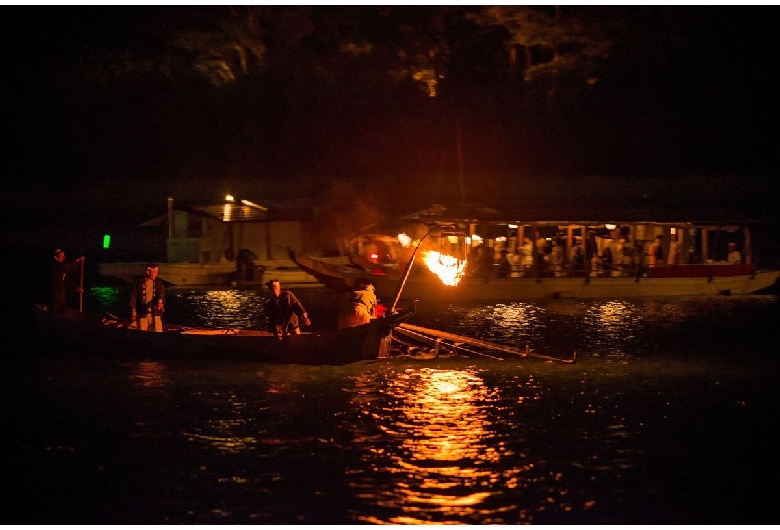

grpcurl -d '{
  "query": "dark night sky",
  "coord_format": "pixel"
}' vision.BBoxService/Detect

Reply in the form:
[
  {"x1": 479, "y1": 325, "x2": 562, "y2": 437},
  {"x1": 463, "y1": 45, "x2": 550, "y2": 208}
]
[{"x1": 4, "y1": 5, "x2": 779, "y2": 246}]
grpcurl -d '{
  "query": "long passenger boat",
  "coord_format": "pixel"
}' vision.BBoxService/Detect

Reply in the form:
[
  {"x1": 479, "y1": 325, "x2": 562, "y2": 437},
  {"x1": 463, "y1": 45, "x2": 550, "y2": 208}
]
[{"x1": 291, "y1": 202, "x2": 780, "y2": 302}]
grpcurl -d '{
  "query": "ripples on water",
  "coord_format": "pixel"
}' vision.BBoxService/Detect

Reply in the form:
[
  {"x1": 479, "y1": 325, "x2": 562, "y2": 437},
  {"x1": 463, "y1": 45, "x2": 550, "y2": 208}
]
[{"x1": 9, "y1": 286, "x2": 780, "y2": 524}]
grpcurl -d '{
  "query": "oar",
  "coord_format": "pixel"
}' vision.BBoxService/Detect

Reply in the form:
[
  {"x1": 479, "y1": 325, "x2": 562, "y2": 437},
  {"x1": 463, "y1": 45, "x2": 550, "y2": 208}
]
[
  {"x1": 78, "y1": 256, "x2": 85, "y2": 312},
  {"x1": 389, "y1": 224, "x2": 457, "y2": 313},
  {"x1": 393, "y1": 326, "x2": 506, "y2": 360},
  {"x1": 397, "y1": 323, "x2": 577, "y2": 364}
]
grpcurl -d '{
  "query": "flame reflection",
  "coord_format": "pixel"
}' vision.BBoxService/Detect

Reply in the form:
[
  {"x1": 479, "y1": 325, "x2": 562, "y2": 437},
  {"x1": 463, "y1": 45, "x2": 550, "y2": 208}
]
[{"x1": 348, "y1": 367, "x2": 555, "y2": 524}]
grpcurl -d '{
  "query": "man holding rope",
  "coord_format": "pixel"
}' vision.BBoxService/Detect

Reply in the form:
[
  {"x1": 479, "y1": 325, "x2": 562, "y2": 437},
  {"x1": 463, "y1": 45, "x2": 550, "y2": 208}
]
[{"x1": 50, "y1": 248, "x2": 84, "y2": 315}]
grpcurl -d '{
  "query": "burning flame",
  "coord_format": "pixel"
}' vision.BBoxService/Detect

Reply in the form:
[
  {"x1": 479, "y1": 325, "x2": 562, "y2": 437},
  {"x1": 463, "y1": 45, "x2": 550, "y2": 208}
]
[{"x1": 423, "y1": 251, "x2": 468, "y2": 286}]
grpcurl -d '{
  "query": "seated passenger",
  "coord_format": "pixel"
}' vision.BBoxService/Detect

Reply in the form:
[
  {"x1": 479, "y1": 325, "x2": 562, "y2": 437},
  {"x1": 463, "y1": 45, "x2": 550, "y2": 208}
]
[
  {"x1": 497, "y1": 249, "x2": 511, "y2": 278},
  {"x1": 601, "y1": 246, "x2": 614, "y2": 272},
  {"x1": 570, "y1": 245, "x2": 585, "y2": 275},
  {"x1": 727, "y1": 243, "x2": 741, "y2": 264},
  {"x1": 616, "y1": 246, "x2": 634, "y2": 276},
  {"x1": 549, "y1": 239, "x2": 564, "y2": 276}
]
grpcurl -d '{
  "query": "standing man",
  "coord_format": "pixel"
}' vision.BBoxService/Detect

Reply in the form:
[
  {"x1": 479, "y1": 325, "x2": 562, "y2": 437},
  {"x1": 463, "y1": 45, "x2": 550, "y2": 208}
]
[
  {"x1": 648, "y1": 235, "x2": 665, "y2": 268},
  {"x1": 130, "y1": 262, "x2": 165, "y2": 331},
  {"x1": 667, "y1": 233, "x2": 681, "y2": 265},
  {"x1": 266, "y1": 278, "x2": 311, "y2": 340},
  {"x1": 50, "y1": 248, "x2": 84, "y2": 315}
]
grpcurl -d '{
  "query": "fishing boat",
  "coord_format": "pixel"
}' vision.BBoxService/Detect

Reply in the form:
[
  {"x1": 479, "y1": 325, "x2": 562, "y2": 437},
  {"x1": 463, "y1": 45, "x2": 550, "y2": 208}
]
[
  {"x1": 32, "y1": 303, "x2": 416, "y2": 365},
  {"x1": 37, "y1": 226, "x2": 584, "y2": 364},
  {"x1": 290, "y1": 203, "x2": 780, "y2": 302}
]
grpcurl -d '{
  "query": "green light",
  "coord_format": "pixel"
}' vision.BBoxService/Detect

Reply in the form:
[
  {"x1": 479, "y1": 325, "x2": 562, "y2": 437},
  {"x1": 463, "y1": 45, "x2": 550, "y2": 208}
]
[{"x1": 103, "y1": 234, "x2": 111, "y2": 249}]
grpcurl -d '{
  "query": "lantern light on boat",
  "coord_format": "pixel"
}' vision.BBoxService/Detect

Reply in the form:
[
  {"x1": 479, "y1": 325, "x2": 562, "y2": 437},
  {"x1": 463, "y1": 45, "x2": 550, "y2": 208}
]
[
  {"x1": 397, "y1": 233, "x2": 412, "y2": 248},
  {"x1": 605, "y1": 223, "x2": 617, "y2": 231}
]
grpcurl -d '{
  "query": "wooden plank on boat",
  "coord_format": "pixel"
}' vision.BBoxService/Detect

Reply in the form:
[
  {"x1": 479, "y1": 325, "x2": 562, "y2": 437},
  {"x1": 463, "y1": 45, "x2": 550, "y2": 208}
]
[
  {"x1": 393, "y1": 325, "x2": 505, "y2": 360},
  {"x1": 396, "y1": 323, "x2": 577, "y2": 363},
  {"x1": 396, "y1": 323, "x2": 577, "y2": 364}
]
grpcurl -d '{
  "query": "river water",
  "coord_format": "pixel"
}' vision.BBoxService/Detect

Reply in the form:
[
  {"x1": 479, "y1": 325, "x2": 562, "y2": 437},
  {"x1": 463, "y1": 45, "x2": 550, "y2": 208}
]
[{"x1": 8, "y1": 285, "x2": 779, "y2": 524}]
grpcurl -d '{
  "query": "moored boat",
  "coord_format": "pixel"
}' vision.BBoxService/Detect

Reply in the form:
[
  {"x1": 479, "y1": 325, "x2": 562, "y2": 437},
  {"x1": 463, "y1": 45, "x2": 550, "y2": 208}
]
[
  {"x1": 97, "y1": 259, "x2": 322, "y2": 287},
  {"x1": 363, "y1": 264, "x2": 779, "y2": 301},
  {"x1": 293, "y1": 251, "x2": 779, "y2": 301},
  {"x1": 97, "y1": 261, "x2": 238, "y2": 286},
  {"x1": 291, "y1": 203, "x2": 780, "y2": 302},
  {"x1": 97, "y1": 196, "x2": 325, "y2": 287}
]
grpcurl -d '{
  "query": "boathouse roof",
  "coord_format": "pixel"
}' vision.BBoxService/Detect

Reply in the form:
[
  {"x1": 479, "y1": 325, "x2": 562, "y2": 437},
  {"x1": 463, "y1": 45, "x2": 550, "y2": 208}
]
[{"x1": 164, "y1": 197, "x2": 319, "y2": 224}]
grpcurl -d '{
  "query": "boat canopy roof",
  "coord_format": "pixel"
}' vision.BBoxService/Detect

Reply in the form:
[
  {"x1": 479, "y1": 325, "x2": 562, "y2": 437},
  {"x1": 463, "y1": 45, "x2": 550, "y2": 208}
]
[{"x1": 400, "y1": 201, "x2": 770, "y2": 227}]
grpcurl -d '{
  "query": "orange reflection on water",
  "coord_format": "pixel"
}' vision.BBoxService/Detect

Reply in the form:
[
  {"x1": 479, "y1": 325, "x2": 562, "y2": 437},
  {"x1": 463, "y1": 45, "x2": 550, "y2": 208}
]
[
  {"x1": 183, "y1": 427, "x2": 258, "y2": 454},
  {"x1": 130, "y1": 361, "x2": 169, "y2": 388},
  {"x1": 488, "y1": 303, "x2": 539, "y2": 330},
  {"x1": 358, "y1": 367, "x2": 523, "y2": 524},
  {"x1": 129, "y1": 362, "x2": 260, "y2": 454},
  {"x1": 392, "y1": 369, "x2": 497, "y2": 463},
  {"x1": 182, "y1": 389, "x2": 259, "y2": 455},
  {"x1": 186, "y1": 288, "x2": 265, "y2": 328},
  {"x1": 583, "y1": 300, "x2": 640, "y2": 359},
  {"x1": 453, "y1": 303, "x2": 541, "y2": 346},
  {"x1": 593, "y1": 300, "x2": 634, "y2": 332}
]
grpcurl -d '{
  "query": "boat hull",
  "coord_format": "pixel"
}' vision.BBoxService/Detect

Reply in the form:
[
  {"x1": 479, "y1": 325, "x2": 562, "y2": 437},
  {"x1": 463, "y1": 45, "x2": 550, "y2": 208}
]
[
  {"x1": 33, "y1": 304, "x2": 414, "y2": 365},
  {"x1": 97, "y1": 262, "x2": 237, "y2": 286},
  {"x1": 233, "y1": 259, "x2": 324, "y2": 287},
  {"x1": 374, "y1": 271, "x2": 780, "y2": 302},
  {"x1": 98, "y1": 260, "x2": 322, "y2": 287},
  {"x1": 287, "y1": 252, "x2": 366, "y2": 291}
]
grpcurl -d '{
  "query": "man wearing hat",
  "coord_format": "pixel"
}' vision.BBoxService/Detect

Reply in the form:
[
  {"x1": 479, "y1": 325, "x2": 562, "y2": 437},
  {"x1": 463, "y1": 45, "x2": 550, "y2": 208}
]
[
  {"x1": 129, "y1": 263, "x2": 165, "y2": 331},
  {"x1": 50, "y1": 248, "x2": 84, "y2": 315}
]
